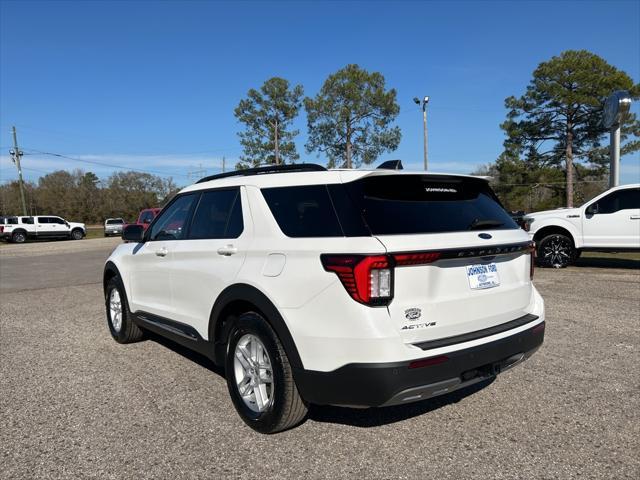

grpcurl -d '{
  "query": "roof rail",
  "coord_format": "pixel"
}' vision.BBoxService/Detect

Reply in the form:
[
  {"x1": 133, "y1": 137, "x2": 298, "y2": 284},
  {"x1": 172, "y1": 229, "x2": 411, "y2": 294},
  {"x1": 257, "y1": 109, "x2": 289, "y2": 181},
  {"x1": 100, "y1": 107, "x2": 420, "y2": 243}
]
[{"x1": 196, "y1": 163, "x2": 327, "y2": 184}]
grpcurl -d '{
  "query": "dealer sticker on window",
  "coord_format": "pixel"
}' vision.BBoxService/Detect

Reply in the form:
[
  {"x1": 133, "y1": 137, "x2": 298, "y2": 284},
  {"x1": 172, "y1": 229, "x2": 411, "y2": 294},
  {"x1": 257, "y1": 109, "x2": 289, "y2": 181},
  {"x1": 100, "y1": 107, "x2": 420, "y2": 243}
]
[{"x1": 466, "y1": 263, "x2": 500, "y2": 290}]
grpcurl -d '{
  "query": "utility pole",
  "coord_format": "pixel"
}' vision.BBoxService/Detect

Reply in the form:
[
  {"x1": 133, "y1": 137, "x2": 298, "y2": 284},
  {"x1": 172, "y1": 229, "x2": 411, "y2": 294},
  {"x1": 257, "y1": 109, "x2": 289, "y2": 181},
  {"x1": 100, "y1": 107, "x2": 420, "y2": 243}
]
[
  {"x1": 413, "y1": 96, "x2": 430, "y2": 170},
  {"x1": 222, "y1": 156, "x2": 226, "y2": 173},
  {"x1": 10, "y1": 126, "x2": 28, "y2": 215},
  {"x1": 187, "y1": 163, "x2": 206, "y2": 183}
]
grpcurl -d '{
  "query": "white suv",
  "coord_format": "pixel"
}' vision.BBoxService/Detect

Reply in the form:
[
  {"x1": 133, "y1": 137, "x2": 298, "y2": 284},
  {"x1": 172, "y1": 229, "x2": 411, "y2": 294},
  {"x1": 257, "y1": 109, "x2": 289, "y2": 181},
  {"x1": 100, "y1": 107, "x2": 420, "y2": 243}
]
[
  {"x1": 525, "y1": 184, "x2": 640, "y2": 268},
  {"x1": 103, "y1": 163, "x2": 545, "y2": 433}
]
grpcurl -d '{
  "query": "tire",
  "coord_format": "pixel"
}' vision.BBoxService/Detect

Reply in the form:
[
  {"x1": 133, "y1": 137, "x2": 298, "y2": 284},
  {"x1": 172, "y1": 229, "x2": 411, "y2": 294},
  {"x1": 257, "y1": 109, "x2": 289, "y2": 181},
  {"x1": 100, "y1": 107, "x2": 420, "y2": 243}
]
[
  {"x1": 105, "y1": 275, "x2": 144, "y2": 343},
  {"x1": 537, "y1": 233, "x2": 576, "y2": 268},
  {"x1": 11, "y1": 231, "x2": 27, "y2": 243},
  {"x1": 71, "y1": 228, "x2": 84, "y2": 240},
  {"x1": 225, "y1": 312, "x2": 308, "y2": 433}
]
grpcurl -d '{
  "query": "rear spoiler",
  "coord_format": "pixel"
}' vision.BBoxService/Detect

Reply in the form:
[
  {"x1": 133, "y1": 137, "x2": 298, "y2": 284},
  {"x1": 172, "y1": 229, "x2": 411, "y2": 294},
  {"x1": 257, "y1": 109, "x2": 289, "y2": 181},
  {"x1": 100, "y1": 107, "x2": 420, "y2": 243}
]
[{"x1": 377, "y1": 160, "x2": 403, "y2": 170}]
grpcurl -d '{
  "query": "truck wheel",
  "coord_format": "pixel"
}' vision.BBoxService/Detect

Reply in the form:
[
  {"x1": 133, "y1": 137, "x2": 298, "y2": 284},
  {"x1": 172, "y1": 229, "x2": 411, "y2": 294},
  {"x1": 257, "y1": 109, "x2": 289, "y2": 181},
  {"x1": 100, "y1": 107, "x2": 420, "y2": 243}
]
[
  {"x1": 537, "y1": 233, "x2": 575, "y2": 268},
  {"x1": 71, "y1": 228, "x2": 84, "y2": 240},
  {"x1": 12, "y1": 231, "x2": 26, "y2": 243},
  {"x1": 225, "y1": 312, "x2": 308, "y2": 433},
  {"x1": 105, "y1": 276, "x2": 144, "y2": 343}
]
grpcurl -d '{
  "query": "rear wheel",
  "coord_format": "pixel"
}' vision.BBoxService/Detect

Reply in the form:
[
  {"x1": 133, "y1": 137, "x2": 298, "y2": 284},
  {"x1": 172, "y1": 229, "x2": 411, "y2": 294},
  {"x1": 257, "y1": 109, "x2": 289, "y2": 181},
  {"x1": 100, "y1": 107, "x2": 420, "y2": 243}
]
[
  {"x1": 225, "y1": 312, "x2": 308, "y2": 433},
  {"x1": 11, "y1": 231, "x2": 26, "y2": 243},
  {"x1": 537, "y1": 233, "x2": 576, "y2": 268}
]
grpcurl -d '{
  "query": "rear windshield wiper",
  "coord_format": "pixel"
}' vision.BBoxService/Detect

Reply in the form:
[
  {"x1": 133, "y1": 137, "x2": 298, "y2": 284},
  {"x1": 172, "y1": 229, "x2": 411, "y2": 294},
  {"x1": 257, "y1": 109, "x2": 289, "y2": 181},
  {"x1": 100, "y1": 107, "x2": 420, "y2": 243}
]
[{"x1": 468, "y1": 218, "x2": 504, "y2": 230}]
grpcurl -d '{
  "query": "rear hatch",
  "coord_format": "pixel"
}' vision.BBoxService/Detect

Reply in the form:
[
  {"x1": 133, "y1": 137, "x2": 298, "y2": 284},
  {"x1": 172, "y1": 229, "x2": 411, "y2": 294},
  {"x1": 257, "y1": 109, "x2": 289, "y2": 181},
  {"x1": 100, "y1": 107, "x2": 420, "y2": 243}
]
[{"x1": 342, "y1": 173, "x2": 534, "y2": 345}]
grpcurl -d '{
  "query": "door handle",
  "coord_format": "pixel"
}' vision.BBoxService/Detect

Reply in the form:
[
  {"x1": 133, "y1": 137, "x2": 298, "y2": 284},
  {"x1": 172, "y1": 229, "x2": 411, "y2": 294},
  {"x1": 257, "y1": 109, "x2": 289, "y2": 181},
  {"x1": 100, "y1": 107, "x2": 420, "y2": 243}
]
[
  {"x1": 155, "y1": 247, "x2": 168, "y2": 257},
  {"x1": 630, "y1": 216, "x2": 640, "y2": 220},
  {"x1": 217, "y1": 245, "x2": 238, "y2": 256}
]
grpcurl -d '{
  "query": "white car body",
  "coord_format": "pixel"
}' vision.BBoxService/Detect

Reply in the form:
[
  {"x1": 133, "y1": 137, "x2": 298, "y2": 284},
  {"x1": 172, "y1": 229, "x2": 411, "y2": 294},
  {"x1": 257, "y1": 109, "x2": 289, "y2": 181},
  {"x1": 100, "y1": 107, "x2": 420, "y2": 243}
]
[
  {"x1": 1, "y1": 215, "x2": 86, "y2": 242},
  {"x1": 104, "y1": 165, "x2": 545, "y2": 429},
  {"x1": 525, "y1": 184, "x2": 640, "y2": 254}
]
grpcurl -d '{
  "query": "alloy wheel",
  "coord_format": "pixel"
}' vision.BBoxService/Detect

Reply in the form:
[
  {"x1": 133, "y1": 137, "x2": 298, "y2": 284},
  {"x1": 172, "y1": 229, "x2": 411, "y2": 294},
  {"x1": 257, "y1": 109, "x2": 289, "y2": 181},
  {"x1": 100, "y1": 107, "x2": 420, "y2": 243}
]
[
  {"x1": 233, "y1": 334, "x2": 274, "y2": 413},
  {"x1": 109, "y1": 288, "x2": 123, "y2": 332}
]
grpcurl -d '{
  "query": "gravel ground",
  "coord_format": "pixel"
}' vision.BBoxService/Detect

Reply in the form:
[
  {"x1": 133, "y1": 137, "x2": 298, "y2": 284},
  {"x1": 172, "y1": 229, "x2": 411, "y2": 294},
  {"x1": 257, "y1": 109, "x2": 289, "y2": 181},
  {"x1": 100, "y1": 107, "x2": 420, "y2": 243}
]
[{"x1": 0, "y1": 242, "x2": 639, "y2": 479}]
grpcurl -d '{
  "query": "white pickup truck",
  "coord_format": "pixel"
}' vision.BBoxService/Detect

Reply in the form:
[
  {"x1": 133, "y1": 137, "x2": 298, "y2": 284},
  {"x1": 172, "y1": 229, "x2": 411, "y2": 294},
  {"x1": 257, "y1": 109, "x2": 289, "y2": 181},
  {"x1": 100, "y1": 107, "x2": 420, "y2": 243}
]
[
  {"x1": 525, "y1": 184, "x2": 640, "y2": 267},
  {"x1": 1, "y1": 215, "x2": 86, "y2": 243}
]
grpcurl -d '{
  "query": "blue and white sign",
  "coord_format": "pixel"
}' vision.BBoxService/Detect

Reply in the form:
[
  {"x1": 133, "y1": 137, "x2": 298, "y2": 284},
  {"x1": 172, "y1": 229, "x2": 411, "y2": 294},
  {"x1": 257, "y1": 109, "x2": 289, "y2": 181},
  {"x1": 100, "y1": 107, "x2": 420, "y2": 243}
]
[{"x1": 466, "y1": 263, "x2": 500, "y2": 290}]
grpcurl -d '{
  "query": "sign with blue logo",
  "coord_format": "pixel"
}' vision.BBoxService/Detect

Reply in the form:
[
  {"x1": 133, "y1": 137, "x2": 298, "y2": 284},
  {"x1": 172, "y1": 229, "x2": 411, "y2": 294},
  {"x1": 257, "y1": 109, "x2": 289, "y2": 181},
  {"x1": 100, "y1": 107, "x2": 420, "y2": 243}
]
[{"x1": 466, "y1": 263, "x2": 500, "y2": 290}]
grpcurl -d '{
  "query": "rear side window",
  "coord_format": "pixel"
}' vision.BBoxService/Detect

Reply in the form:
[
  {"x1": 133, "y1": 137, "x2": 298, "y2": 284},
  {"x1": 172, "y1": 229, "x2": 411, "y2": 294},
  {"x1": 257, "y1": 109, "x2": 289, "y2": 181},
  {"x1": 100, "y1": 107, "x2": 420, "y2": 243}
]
[
  {"x1": 188, "y1": 188, "x2": 243, "y2": 239},
  {"x1": 38, "y1": 217, "x2": 52, "y2": 224},
  {"x1": 6, "y1": 217, "x2": 18, "y2": 225},
  {"x1": 344, "y1": 175, "x2": 518, "y2": 235},
  {"x1": 262, "y1": 185, "x2": 343, "y2": 237},
  {"x1": 21, "y1": 217, "x2": 34, "y2": 224}
]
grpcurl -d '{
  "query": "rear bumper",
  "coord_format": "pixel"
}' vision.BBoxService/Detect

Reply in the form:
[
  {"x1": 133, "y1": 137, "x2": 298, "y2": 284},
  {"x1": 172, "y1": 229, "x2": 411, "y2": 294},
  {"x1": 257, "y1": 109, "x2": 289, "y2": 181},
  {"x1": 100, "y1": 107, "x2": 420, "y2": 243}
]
[{"x1": 294, "y1": 321, "x2": 545, "y2": 407}]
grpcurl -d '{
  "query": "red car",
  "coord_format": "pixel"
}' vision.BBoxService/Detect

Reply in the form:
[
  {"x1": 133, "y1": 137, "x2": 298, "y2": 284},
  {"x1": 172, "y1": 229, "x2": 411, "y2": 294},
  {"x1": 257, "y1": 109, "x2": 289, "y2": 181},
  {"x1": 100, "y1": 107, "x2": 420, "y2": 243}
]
[{"x1": 127, "y1": 208, "x2": 161, "y2": 231}]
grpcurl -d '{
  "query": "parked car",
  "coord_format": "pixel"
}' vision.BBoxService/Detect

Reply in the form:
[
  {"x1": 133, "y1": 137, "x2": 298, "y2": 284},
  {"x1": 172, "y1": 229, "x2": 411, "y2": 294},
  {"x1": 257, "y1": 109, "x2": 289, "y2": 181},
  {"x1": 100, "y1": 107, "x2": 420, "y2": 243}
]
[
  {"x1": 524, "y1": 184, "x2": 640, "y2": 267},
  {"x1": 125, "y1": 208, "x2": 161, "y2": 231},
  {"x1": 1, "y1": 215, "x2": 86, "y2": 243},
  {"x1": 104, "y1": 218, "x2": 125, "y2": 237},
  {"x1": 104, "y1": 163, "x2": 545, "y2": 433}
]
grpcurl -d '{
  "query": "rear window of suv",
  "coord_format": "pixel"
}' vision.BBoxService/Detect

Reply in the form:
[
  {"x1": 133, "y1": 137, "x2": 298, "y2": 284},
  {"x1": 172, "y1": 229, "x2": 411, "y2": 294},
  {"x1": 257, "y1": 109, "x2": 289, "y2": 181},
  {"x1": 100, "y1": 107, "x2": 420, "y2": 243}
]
[{"x1": 345, "y1": 174, "x2": 517, "y2": 235}]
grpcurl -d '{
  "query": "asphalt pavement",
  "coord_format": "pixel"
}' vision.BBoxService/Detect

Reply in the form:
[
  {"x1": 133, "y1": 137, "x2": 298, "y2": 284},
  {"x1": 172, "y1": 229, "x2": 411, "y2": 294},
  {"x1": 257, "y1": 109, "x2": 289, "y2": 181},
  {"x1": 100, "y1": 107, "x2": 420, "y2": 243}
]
[{"x1": 0, "y1": 239, "x2": 639, "y2": 479}]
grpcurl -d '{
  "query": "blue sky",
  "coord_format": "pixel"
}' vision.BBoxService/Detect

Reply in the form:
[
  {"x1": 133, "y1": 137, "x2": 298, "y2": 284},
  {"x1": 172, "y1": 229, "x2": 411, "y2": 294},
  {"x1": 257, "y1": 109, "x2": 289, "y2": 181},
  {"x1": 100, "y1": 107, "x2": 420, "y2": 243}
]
[{"x1": 1, "y1": 0, "x2": 639, "y2": 187}]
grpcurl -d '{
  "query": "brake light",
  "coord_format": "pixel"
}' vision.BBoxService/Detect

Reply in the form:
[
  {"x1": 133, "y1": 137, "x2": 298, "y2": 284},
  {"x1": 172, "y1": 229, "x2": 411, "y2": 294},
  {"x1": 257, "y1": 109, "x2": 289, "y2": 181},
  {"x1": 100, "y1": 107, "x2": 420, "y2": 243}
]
[
  {"x1": 0, "y1": 226, "x2": 3, "y2": 233},
  {"x1": 529, "y1": 241, "x2": 536, "y2": 280},
  {"x1": 321, "y1": 254, "x2": 393, "y2": 306},
  {"x1": 393, "y1": 252, "x2": 441, "y2": 266}
]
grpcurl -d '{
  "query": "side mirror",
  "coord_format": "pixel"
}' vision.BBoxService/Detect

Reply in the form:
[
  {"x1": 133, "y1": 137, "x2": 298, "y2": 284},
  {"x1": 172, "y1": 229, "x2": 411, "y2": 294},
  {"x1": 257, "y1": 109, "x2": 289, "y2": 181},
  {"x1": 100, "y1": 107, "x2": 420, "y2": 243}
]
[
  {"x1": 143, "y1": 218, "x2": 151, "y2": 224},
  {"x1": 65, "y1": 221, "x2": 70, "y2": 227},
  {"x1": 123, "y1": 224, "x2": 145, "y2": 242}
]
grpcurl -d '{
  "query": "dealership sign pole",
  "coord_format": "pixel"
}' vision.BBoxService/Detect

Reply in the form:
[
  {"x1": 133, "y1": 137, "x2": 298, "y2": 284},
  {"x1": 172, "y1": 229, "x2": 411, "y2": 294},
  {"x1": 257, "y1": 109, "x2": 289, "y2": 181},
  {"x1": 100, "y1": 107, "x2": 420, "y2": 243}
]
[{"x1": 603, "y1": 91, "x2": 632, "y2": 188}]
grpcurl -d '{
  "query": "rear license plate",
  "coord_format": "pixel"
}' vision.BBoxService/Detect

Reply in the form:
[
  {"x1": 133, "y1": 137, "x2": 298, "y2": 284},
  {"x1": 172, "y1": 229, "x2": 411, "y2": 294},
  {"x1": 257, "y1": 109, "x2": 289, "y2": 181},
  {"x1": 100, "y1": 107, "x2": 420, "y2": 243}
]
[{"x1": 466, "y1": 263, "x2": 500, "y2": 290}]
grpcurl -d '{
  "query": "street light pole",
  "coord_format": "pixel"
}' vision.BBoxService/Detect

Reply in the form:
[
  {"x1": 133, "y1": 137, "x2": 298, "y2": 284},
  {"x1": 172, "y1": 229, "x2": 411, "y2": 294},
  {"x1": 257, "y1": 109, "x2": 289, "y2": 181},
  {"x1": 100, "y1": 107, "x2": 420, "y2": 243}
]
[{"x1": 414, "y1": 96, "x2": 429, "y2": 170}]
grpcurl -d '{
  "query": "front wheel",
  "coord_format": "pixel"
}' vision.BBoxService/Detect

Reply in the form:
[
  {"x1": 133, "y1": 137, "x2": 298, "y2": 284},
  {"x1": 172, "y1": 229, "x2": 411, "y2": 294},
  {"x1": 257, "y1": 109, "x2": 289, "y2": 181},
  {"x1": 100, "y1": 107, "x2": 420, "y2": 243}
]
[
  {"x1": 225, "y1": 312, "x2": 308, "y2": 433},
  {"x1": 105, "y1": 276, "x2": 144, "y2": 343},
  {"x1": 537, "y1": 233, "x2": 576, "y2": 268},
  {"x1": 71, "y1": 228, "x2": 84, "y2": 240}
]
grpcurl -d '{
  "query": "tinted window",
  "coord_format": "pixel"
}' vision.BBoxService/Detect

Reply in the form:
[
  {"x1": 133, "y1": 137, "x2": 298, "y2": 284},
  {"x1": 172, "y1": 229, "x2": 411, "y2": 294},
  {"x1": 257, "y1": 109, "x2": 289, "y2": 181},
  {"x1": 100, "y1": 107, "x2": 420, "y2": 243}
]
[
  {"x1": 21, "y1": 217, "x2": 34, "y2": 224},
  {"x1": 262, "y1": 185, "x2": 343, "y2": 237},
  {"x1": 344, "y1": 175, "x2": 518, "y2": 235},
  {"x1": 6, "y1": 217, "x2": 18, "y2": 225},
  {"x1": 149, "y1": 194, "x2": 196, "y2": 241},
  {"x1": 106, "y1": 218, "x2": 124, "y2": 225},
  {"x1": 38, "y1": 217, "x2": 52, "y2": 224},
  {"x1": 139, "y1": 210, "x2": 156, "y2": 224},
  {"x1": 594, "y1": 188, "x2": 640, "y2": 214},
  {"x1": 53, "y1": 217, "x2": 65, "y2": 224},
  {"x1": 189, "y1": 189, "x2": 244, "y2": 239}
]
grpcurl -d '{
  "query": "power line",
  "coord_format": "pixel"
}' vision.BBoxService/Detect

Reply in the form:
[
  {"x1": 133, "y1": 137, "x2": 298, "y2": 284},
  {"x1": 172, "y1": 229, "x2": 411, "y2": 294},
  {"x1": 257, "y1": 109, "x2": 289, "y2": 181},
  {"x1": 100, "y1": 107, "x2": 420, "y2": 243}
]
[{"x1": 21, "y1": 148, "x2": 192, "y2": 178}]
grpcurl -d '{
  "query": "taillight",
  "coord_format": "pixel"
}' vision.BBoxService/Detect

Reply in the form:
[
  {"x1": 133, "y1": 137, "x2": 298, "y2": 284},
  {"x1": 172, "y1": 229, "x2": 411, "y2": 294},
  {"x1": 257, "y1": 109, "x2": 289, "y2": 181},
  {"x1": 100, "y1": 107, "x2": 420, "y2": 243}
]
[
  {"x1": 393, "y1": 251, "x2": 440, "y2": 266},
  {"x1": 529, "y1": 241, "x2": 536, "y2": 280},
  {"x1": 0, "y1": 226, "x2": 3, "y2": 233},
  {"x1": 321, "y1": 254, "x2": 393, "y2": 306},
  {"x1": 408, "y1": 355, "x2": 449, "y2": 369}
]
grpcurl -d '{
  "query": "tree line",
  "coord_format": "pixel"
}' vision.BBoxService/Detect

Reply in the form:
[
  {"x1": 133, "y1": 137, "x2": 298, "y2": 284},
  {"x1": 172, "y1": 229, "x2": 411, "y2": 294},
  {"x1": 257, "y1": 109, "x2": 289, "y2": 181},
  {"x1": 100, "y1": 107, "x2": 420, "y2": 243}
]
[{"x1": 0, "y1": 170, "x2": 178, "y2": 224}]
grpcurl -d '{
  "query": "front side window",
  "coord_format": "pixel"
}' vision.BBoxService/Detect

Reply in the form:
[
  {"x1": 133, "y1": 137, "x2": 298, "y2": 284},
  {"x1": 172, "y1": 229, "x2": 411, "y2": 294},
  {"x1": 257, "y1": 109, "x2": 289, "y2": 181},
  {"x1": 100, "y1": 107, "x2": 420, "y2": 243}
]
[
  {"x1": 592, "y1": 188, "x2": 640, "y2": 214},
  {"x1": 149, "y1": 194, "x2": 196, "y2": 241},
  {"x1": 188, "y1": 188, "x2": 243, "y2": 239},
  {"x1": 53, "y1": 217, "x2": 66, "y2": 224}
]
